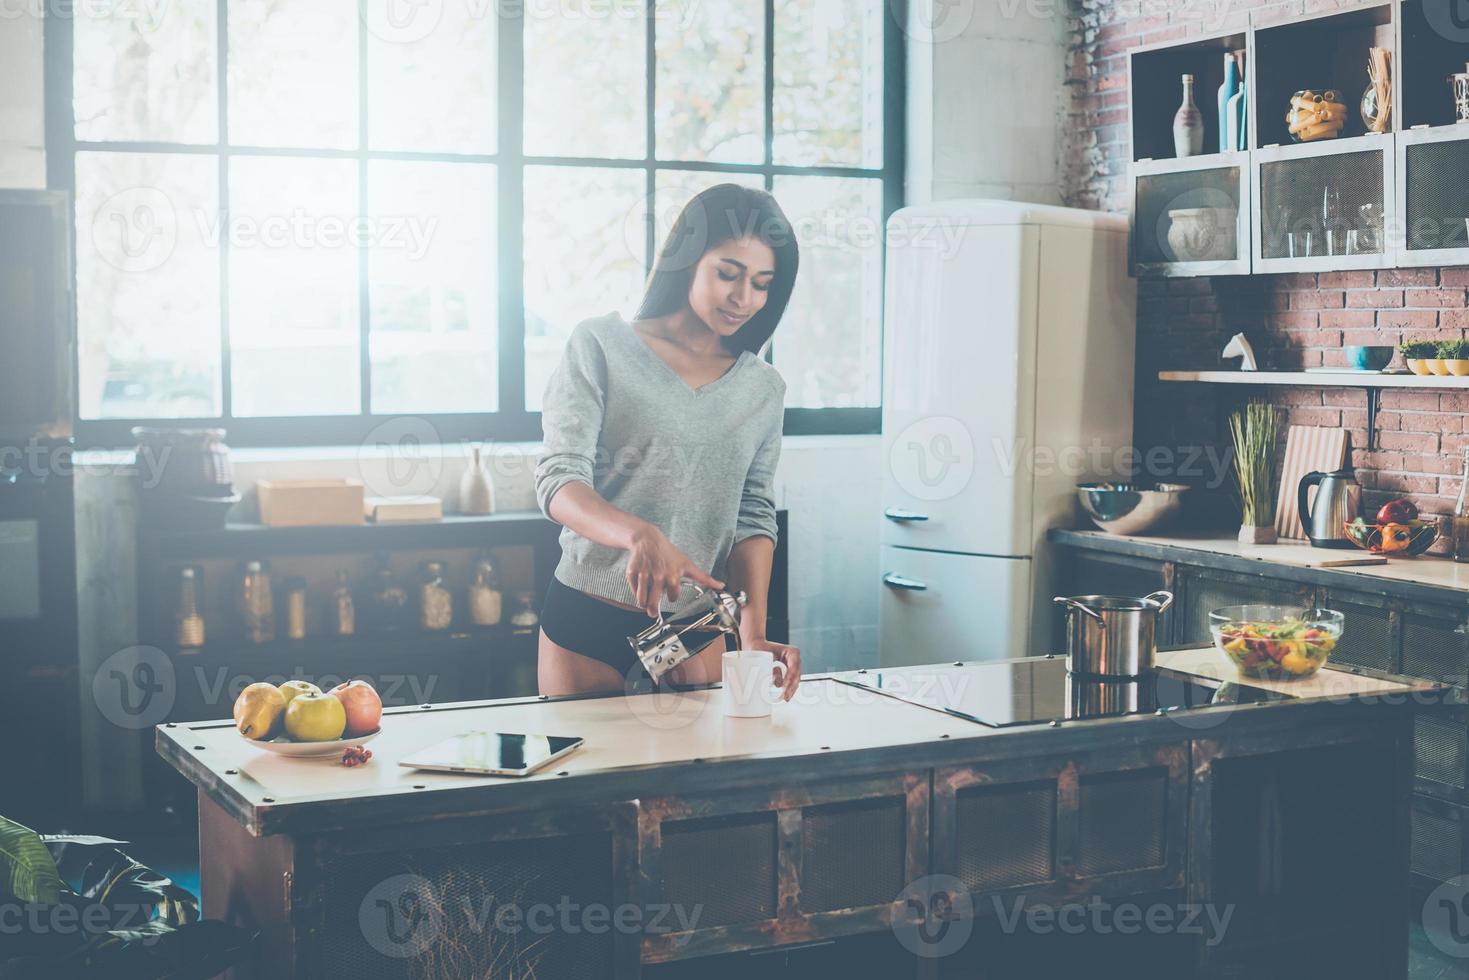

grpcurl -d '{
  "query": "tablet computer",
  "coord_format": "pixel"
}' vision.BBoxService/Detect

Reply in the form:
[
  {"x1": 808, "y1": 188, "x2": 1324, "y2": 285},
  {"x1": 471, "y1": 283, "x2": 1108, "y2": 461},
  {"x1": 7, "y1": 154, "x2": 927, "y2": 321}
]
[{"x1": 398, "y1": 731, "x2": 584, "y2": 777}]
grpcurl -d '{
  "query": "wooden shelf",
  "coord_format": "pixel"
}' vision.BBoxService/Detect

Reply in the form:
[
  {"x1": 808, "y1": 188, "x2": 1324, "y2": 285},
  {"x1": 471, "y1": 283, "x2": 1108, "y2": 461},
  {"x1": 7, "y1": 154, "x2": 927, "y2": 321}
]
[
  {"x1": 148, "y1": 511, "x2": 560, "y2": 559},
  {"x1": 1158, "y1": 370, "x2": 1469, "y2": 388}
]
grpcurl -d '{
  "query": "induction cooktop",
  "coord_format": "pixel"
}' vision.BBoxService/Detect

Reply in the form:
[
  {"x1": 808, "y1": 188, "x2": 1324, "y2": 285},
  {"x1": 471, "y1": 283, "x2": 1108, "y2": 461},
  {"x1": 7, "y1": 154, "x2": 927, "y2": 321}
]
[{"x1": 831, "y1": 657, "x2": 1293, "y2": 727}]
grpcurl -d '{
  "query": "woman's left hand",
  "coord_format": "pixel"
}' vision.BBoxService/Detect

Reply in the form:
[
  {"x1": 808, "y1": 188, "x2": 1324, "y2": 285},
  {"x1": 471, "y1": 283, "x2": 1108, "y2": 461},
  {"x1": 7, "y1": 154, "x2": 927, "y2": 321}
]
[{"x1": 743, "y1": 638, "x2": 801, "y2": 701}]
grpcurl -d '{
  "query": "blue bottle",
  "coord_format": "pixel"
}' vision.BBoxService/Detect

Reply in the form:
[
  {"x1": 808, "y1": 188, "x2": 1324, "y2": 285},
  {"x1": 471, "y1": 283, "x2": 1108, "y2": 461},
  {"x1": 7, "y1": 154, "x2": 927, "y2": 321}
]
[{"x1": 1217, "y1": 54, "x2": 1238, "y2": 154}]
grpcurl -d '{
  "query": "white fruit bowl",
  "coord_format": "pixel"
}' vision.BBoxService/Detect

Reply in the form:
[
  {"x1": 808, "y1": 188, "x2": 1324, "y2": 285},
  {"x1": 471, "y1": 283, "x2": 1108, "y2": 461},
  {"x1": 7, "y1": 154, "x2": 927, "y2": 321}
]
[{"x1": 242, "y1": 728, "x2": 381, "y2": 758}]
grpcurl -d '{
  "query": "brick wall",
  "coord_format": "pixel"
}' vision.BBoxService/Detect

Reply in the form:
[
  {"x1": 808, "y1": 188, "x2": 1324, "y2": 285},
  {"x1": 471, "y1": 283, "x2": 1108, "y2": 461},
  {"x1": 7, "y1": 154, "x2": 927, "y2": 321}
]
[{"x1": 1064, "y1": 0, "x2": 1469, "y2": 543}]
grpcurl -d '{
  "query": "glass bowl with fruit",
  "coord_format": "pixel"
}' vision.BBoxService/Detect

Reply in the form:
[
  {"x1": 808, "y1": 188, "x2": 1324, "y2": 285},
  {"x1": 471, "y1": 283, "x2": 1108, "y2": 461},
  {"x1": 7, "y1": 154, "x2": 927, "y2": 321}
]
[
  {"x1": 1344, "y1": 497, "x2": 1439, "y2": 556},
  {"x1": 1210, "y1": 606, "x2": 1344, "y2": 680}
]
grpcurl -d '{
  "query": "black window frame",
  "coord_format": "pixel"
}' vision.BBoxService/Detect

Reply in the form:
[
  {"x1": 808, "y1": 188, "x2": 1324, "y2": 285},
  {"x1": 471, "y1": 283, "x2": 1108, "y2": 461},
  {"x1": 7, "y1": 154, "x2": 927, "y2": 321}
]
[{"x1": 45, "y1": 0, "x2": 902, "y2": 449}]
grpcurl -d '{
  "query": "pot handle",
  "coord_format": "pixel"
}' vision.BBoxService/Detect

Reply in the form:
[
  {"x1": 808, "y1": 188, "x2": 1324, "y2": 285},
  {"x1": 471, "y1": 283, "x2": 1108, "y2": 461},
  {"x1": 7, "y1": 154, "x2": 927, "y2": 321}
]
[
  {"x1": 1143, "y1": 590, "x2": 1175, "y2": 613},
  {"x1": 1298, "y1": 471, "x2": 1326, "y2": 530},
  {"x1": 1053, "y1": 596, "x2": 1105, "y2": 624}
]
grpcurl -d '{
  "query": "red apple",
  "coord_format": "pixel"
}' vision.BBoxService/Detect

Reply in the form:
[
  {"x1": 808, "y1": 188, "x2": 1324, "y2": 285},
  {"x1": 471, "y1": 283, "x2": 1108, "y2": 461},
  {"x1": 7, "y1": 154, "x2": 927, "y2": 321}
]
[
  {"x1": 329, "y1": 680, "x2": 383, "y2": 737},
  {"x1": 1376, "y1": 498, "x2": 1418, "y2": 524}
]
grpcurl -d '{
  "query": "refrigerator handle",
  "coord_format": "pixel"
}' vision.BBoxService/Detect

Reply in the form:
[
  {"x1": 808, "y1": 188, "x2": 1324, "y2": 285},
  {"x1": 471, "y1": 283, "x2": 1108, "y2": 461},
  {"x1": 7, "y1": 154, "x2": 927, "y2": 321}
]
[
  {"x1": 883, "y1": 508, "x2": 930, "y2": 523},
  {"x1": 882, "y1": 573, "x2": 929, "y2": 592}
]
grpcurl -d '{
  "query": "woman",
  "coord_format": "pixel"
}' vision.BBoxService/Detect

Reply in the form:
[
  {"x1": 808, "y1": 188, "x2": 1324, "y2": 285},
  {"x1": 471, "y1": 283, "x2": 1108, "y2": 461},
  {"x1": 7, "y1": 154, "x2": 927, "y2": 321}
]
[{"x1": 534, "y1": 183, "x2": 801, "y2": 700}]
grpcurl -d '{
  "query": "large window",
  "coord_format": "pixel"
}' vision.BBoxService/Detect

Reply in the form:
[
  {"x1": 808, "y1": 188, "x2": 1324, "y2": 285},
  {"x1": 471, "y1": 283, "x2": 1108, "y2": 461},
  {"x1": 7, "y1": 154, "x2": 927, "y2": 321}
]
[{"x1": 51, "y1": 0, "x2": 900, "y2": 445}]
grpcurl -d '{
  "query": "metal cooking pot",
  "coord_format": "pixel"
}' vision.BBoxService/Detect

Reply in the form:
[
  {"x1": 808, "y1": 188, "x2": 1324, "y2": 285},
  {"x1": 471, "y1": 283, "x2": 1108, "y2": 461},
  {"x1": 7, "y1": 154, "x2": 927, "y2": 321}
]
[{"x1": 1053, "y1": 591, "x2": 1174, "y2": 678}]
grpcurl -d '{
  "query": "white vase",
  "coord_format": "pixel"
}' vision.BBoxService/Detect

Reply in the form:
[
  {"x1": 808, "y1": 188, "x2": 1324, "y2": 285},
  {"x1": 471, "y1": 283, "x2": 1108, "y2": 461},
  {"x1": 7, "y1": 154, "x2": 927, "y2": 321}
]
[{"x1": 459, "y1": 446, "x2": 495, "y2": 515}]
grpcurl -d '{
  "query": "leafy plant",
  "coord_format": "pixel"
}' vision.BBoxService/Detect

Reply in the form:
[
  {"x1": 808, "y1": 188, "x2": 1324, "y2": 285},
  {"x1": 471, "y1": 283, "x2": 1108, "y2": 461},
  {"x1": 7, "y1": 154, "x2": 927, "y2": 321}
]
[
  {"x1": 1400, "y1": 340, "x2": 1438, "y2": 359},
  {"x1": 1437, "y1": 339, "x2": 1469, "y2": 360},
  {"x1": 1228, "y1": 401, "x2": 1282, "y2": 527},
  {"x1": 0, "y1": 817, "x2": 62, "y2": 905}
]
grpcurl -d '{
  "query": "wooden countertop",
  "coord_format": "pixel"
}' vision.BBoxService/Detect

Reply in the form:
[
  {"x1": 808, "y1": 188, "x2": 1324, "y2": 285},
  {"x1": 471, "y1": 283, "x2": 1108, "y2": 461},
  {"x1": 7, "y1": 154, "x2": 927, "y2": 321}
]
[
  {"x1": 158, "y1": 656, "x2": 1437, "y2": 837},
  {"x1": 1050, "y1": 528, "x2": 1469, "y2": 601}
]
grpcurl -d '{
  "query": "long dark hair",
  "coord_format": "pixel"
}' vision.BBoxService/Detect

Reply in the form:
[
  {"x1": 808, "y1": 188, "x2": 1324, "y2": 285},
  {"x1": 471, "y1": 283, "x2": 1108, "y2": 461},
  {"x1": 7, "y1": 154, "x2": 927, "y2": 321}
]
[{"x1": 633, "y1": 184, "x2": 799, "y2": 357}]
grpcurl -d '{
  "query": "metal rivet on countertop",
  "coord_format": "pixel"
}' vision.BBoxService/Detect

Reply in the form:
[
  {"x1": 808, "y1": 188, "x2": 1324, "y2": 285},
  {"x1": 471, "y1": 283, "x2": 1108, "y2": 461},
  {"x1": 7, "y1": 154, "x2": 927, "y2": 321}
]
[
  {"x1": 556, "y1": 771, "x2": 569, "y2": 777},
  {"x1": 262, "y1": 798, "x2": 275, "y2": 803},
  {"x1": 857, "y1": 668, "x2": 867, "y2": 674},
  {"x1": 953, "y1": 661, "x2": 963, "y2": 667},
  {"x1": 194, "y1": 745, "x2": 205, "y2": 750},
  {"x1": 538, "y1": 695, "x2": 549, "y2": 700},
  {"x1": 940, "y1": 734, "x2": 950, "y2": 739},
  {"x1": 821, "y1": 745, "x2": 831, "y2": 750},
  {"x1": 224, "y1": 769, "x2": 238, "y2": 775},
  {"x1": 1155, "y1": 709, "x2": 1166, "y2": 716},
  {"x1": 164, "y1": 723, "x2": 176, "y2": 728},
  {"x1": 1044, "y1": 654, "x2": 1055, "y2": 660},
  {"x1": 1048, "y1": 720, "x2": 1061, "y2": 728}
]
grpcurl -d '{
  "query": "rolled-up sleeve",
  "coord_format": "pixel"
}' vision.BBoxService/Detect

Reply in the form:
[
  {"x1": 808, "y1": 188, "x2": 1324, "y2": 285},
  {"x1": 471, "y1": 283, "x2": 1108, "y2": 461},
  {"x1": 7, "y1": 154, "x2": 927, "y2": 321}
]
[
  {"x1": 734, "y1": 417, "x2": 782, "y2": 545},
  {"x1": 535, "y1": 324, "x2": 607, "y2": 522}
]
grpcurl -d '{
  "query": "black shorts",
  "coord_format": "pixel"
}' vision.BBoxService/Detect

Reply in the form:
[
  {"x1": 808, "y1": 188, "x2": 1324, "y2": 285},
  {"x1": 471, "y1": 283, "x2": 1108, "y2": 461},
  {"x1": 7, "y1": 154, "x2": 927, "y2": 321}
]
[{"x1": 539, "y1": 575, "x2": 728, "y2": 680}]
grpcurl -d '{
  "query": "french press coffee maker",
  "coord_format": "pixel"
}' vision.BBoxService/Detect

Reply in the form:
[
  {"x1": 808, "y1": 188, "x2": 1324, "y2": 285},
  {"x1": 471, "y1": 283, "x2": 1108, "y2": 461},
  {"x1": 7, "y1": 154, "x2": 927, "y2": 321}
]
[{"x1": 628, "y1": 584, "x2": 747, "y2": 683}]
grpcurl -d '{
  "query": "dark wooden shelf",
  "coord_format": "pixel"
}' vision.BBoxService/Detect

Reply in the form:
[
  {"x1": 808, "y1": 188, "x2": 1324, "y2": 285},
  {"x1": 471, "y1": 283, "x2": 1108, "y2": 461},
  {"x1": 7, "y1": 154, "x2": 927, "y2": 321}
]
[{"x1": 149, "y1": 511, "x2": 561, "y2": 559}]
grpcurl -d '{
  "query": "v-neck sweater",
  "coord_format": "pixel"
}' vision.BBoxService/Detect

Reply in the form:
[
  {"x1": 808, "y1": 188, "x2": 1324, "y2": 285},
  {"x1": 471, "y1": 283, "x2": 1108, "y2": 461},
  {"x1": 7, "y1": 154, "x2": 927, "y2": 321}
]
[{"x1": 535, "y1": 312, "x2": 786, "y2": 617}]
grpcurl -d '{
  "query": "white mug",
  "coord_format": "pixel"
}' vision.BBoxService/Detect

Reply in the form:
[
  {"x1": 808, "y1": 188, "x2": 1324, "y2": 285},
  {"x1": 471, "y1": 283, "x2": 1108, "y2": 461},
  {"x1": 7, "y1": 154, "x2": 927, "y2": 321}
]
[{"x1": 721, "y1": 649, "x2": 788, "y2": 718}]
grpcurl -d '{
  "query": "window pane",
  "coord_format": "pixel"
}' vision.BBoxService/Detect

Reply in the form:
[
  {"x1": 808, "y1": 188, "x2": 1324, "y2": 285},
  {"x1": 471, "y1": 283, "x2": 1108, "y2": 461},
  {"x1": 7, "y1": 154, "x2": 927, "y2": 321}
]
[
  {"x1": 525, "y1": 1, "x2": 644, "y2": 159},
  {"x1": 655, "y1": 0, "x2": 764, "y2": 163},
  {"x1": 74, "y1": 3, "x2": 218, "y2": 144},
  {"x1": 367, "y1": 2, "x2": 496, "y2": 154},
  {"x1": 228, "y1": 0, "x2": 357, "y2": 149},
  {"x1": 774, "y1": 0, "x2": 883, "y2": 168},
  {"x1": 369, "y1": 160, "x2": 497, "y2": 414},
  {"x1": 75, "y1": 152, "x2": 221, "y2": 419},
  {"x1": 228, "y1": 157, "x2": 360, "y2": 417},
  {"x1": 771, "y1": 176, "x2": 882, "y2": 408},
  {"x1": 653, "y1": 169, "x2": 764, "y2": 257},
  {"x1": 523, "y1": 166, "x2": 647, "y2": 411}
]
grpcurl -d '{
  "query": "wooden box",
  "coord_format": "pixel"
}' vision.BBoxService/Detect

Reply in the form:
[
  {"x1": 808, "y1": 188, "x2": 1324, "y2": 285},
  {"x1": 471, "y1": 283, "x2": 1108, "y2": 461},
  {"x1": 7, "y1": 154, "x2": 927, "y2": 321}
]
[{"x1": 256, "y1": 479, "x2": 365, "y2": 527}]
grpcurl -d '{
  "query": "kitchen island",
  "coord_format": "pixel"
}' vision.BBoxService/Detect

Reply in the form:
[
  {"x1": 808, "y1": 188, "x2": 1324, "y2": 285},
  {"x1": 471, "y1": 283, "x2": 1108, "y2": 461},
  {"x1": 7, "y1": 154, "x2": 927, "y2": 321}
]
[{"x1": 159, "y1": 651, "x2": 1434, "y2": 979}]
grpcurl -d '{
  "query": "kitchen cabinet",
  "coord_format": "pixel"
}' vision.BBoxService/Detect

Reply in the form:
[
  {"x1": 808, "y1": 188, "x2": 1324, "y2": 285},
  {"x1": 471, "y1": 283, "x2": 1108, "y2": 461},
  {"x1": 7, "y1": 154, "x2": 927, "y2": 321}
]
[
  {"x1": 1321, "y1": 587, "x2": 1400, "y2": 674},
  {"x1": 1173, "y1": 566, "x2": 1313, "y2": 647}
]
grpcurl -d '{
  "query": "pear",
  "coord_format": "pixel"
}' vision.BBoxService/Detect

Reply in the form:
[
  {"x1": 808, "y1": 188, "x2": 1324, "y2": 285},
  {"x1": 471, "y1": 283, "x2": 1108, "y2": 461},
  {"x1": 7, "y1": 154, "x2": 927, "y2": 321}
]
[{"x1": 234, "y1": 682, "x2": 287, "y2": 740}]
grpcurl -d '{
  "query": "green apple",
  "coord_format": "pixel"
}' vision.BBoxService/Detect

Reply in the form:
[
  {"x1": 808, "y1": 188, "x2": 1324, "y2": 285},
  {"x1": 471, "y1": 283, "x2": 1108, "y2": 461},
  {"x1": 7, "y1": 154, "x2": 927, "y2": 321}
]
[
  {"x1": 278, "y1": 679, "x2": 322, "y2": 708},
  {"x1": 284, "y1": 692, "x2": 347, "y2": 742}
]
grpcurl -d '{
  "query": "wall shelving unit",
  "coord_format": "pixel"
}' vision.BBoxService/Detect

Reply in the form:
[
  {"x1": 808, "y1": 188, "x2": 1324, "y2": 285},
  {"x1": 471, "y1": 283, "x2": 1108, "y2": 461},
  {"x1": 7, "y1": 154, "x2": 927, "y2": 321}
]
[{"x1": 1128, "y1": 1, "x2": 1469, "y2": 277}]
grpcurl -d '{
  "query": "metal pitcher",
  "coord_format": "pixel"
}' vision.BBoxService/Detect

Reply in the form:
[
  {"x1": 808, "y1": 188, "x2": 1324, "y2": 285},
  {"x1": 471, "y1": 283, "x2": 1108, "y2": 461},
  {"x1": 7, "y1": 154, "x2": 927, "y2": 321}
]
[
  {"x1": 1053, "y1": 591, "x2": 1174, "y2": 678},
  {"x1": 629, "y1": 584, "x2": 747, "y2": 684},
  {"x1": 1298, "y1": 468, "x2": 1361, "y2": 548}
]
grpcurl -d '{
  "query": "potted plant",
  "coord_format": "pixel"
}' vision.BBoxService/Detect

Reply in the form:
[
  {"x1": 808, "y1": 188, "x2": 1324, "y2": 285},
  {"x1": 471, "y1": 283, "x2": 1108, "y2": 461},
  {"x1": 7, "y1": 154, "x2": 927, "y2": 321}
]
[
  {"x1": 1400, "y1": 340, "x2": 1438, "y2": 376},
  {"x1": 1439, "y1": 339, "x2": 1469, "y2": 377},
  {"x1": 1228, "y1": 400, "x2": 1282, "y2": 544}
]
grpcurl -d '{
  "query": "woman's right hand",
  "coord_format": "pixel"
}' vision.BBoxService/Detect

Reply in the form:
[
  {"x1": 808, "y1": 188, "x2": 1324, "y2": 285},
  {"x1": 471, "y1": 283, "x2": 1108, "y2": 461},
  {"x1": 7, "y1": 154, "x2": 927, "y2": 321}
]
[{"x1": 626, "y1": 523, "x2": 723, "y2": 618}]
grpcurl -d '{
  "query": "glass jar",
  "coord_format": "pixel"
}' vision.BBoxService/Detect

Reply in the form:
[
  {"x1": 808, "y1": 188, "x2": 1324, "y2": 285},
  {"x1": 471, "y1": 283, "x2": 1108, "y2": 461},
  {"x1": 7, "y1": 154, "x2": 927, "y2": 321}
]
[
  {"x1": 283, "y1": 576, "x2": 308, "y2": 641},
  {"x1": 366, "y1": 553, "x2": 407, "y2": 632},
  {"x1": 331, "y1": 569, "x2": 355, "y2": 636},
  {"x1": 467, "y1": 557, "x2": 503, "y2": 626},
  {"x1": 509, "y1": 591, "x2": 540, "y2": 632},
  {"x1": 175, "y1": 566, "x2": 205, "y2": 649},
  {"x1": 1287, "y1": 89, "x2": 1344, "y2": 142},
  {"x1": 420, "y1": 561, "x2": 453, "y2": 631},
  {"x1": 239, "y1": 560, "x2": 274, "y2": 644}
]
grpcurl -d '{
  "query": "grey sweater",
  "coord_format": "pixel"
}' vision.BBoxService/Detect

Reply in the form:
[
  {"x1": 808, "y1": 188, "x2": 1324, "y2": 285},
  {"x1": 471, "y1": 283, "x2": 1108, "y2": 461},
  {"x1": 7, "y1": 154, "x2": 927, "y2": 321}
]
[{"x1": 535, "y1": 312, "x2": 785, "y2": 617}]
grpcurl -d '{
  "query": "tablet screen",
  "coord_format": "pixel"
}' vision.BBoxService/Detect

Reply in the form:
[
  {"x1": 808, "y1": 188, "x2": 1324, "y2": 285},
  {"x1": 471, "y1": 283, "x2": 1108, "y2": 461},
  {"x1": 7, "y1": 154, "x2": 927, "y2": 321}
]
[{"x1": 400, "y1": 731, "x2": 583, "y2": 774}]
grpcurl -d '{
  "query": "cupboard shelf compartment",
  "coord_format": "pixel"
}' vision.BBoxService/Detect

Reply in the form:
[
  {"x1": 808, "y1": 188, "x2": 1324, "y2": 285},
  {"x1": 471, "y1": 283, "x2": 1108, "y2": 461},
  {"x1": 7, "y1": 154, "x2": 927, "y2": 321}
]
[
  {"x1": 1397, "y1": 0, "x2": 1469, "y2": 132},
  {"x1": 1130, "y1": 154, "x2": 1252, "y2": 278},
  {"x1": 1396, "y1": 124, "x2": 1469, "y2": 267},
  {"x1": 1128, "y1": 28, "x2": 1251, "y2": 164},
  {"x1": 1251, "y1": 2, "x2": 1396, "y2": 149},
  {"x1": 1251, "y1": 134, "x2": 1396, "y2": 273}
]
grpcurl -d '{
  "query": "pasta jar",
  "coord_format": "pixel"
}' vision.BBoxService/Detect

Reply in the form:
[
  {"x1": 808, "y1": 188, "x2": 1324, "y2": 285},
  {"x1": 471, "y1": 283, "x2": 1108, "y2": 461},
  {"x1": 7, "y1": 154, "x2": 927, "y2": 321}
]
[
  {"x1": 1287, "y1": 89, "x2": 1346, "y2": 142},
  {"x1": 419, "y1": 561, "x2": 453, "y2": 631}
]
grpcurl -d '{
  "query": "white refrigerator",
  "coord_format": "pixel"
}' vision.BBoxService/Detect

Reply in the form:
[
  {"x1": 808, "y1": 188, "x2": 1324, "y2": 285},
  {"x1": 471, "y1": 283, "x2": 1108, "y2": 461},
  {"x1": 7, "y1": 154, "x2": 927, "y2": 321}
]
[{"x1": 879, "y1": 201, "x2": 1137, "y2": 666}]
